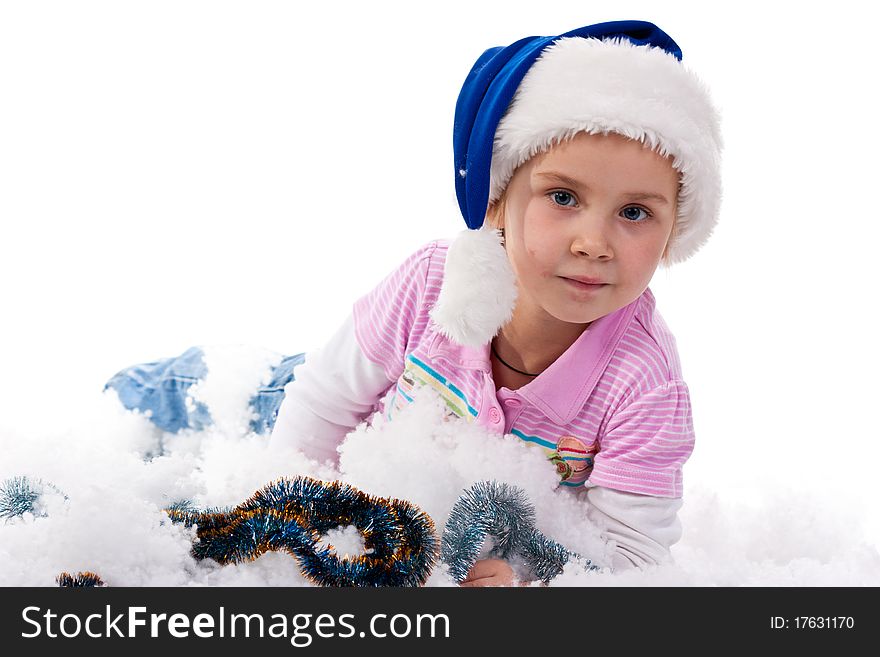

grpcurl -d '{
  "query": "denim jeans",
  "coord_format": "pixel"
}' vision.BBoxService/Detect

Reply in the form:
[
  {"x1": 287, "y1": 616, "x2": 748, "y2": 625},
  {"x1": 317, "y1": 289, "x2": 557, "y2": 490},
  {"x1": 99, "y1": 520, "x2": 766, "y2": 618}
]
[{"x1": 104, "y1": 347, "x2": 305, "y2": 434}]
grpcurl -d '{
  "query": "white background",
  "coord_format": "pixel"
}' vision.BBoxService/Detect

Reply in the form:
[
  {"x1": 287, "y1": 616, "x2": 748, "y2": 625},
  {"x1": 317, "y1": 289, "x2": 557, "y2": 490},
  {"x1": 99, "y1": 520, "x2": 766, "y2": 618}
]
[{"x1": 2, "y1": 1, "x2": 878, "y2": 543}]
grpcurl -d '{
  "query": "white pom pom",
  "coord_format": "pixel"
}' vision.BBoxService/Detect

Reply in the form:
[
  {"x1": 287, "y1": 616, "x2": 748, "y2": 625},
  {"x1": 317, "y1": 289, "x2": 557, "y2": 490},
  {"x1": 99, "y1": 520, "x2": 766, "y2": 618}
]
[{"x1": 429, "y1": 227, "x2": 518, "y2": 347}]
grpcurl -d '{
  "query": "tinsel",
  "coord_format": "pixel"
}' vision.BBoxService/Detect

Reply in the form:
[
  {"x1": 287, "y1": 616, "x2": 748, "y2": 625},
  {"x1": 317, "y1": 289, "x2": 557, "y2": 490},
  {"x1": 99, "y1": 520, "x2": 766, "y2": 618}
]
[
  {"x1": 8, "y1": 473, "x2": 597, "y2": 587},
  {"x1": 441, "y1": 480, "x2": 601, "y2": 583},
  {"x1": 0, "y1": 476, "x2": 67, "y2": 520},
  {"x1": 56, "y1": 571, "x2": 105, "y2": 587},
  {"x1": 167, "y1": 476, "x2": 438, "y2": 587}
]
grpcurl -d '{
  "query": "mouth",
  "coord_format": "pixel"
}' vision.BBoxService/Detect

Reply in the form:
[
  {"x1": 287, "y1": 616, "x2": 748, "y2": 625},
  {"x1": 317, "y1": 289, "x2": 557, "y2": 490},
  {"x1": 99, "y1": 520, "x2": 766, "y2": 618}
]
[{"x1": 559, "y1": 277, "x2": 607, "y2": 292}]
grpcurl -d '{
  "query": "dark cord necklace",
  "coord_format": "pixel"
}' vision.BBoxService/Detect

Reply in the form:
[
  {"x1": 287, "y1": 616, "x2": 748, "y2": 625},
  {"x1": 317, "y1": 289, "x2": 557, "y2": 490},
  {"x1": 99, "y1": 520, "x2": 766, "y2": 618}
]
[{"x1": 491, "y1": 339, "x2": 540, "y2": 377}]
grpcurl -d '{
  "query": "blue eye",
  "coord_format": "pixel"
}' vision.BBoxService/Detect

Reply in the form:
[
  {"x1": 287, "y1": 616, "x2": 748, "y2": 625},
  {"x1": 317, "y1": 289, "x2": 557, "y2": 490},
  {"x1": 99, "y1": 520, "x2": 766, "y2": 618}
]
[
  {"x1": 621, "y1": 206, "x2": 650, "y2": 222},
  {"x1": 550, "y1": 191, "x2": 577, "y2": 207}
]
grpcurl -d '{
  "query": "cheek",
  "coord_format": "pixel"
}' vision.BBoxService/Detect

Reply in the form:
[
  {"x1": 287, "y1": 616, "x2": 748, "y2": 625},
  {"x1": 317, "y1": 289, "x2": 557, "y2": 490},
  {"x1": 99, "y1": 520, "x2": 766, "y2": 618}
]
[
  {"x1": 518, "y1": 211, "x2": 559, "y2": 277},
  {"x1": 625, "y1": 237, "x2": 661, "y2": 262},
  {"x1": 635, "y1": 225, "x2": 673, "y2": 262},
  {"x1": 616, "y1": 232, "x2": 668, "y2": 285}
]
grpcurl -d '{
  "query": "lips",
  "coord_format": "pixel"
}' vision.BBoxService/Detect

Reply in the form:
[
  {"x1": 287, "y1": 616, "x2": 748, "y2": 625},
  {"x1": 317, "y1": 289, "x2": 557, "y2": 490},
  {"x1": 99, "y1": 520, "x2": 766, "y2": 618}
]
[
  {"x1": 562, "y1": 275, "x2": 605, "y2": 285},
  {"x1": 560, "y1": 276, "x2": 607, "y2": 293}
]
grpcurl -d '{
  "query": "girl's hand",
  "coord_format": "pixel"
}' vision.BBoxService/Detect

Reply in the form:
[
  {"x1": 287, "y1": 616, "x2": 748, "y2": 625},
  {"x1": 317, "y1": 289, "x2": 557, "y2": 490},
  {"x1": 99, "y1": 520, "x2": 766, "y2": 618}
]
[{"x1": 459, "y1": 559, "x2": 517, "y2": 587}]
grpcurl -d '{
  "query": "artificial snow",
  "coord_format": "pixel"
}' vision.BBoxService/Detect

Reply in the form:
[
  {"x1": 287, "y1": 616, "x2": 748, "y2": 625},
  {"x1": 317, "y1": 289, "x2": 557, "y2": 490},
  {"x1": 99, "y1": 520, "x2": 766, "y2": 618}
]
[{"x1": 1, "y1": 345, "x2": 878, "y2": 587}]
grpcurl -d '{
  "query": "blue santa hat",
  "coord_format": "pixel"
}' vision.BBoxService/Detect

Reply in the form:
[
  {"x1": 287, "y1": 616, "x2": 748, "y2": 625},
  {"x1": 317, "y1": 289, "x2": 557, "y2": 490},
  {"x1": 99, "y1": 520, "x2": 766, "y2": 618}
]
[{"x1": 430, "y1": 20, "x2": 722, "y2": 347}]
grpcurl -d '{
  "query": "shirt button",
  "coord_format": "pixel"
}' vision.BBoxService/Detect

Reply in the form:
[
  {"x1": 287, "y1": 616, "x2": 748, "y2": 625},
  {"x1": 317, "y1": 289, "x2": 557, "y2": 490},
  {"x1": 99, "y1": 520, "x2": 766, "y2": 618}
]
[
  {"x1": 504, "y1": 398, "x2": 522, "y2": 408},
  {"x1": 489, "y1": 407, "x2": 502, "y2": 424}
]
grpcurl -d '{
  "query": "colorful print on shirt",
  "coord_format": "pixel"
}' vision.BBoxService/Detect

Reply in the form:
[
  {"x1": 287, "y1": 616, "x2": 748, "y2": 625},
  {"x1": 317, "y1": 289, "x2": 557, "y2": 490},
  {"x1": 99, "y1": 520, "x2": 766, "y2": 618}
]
[
  {"x1": 549, "y1": 435, "x2": 598, "y2": 486},
  {"x1": 388, "y1": 354, "x2": 596, "y2": 487},
  {"x1": 509, "y1": 427, "x2": 598, "y2": 487},
  {"x1": 387, "y1": 354, "x2": 478, "y2": 422}
]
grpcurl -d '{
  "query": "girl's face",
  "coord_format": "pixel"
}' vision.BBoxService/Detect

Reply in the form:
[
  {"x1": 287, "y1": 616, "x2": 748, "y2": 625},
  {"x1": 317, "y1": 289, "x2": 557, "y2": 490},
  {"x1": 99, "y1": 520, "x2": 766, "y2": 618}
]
[{"x1": 490, "y1": 132, "x2": 679, "y2": 328}]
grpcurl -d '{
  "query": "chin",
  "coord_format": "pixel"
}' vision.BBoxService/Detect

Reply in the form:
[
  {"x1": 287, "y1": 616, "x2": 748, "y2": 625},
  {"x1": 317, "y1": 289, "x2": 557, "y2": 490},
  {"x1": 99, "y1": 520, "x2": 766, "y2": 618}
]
[{"x1": 547, "y1": 306, "x2": 605, "y2": 325}]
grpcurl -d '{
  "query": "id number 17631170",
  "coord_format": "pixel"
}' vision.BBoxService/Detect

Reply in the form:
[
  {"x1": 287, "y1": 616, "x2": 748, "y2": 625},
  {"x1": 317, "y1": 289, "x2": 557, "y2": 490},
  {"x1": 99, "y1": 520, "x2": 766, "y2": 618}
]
[{"x1": 770, "y1": 616, "x2": 854, "y2": 630}]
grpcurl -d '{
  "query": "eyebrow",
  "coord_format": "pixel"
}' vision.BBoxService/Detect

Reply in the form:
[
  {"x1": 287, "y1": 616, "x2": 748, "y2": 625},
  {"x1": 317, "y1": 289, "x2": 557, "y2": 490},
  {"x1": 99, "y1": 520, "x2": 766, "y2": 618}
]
[{"x1": 534, "y1": 171, "x2": 671, "y2": 205}]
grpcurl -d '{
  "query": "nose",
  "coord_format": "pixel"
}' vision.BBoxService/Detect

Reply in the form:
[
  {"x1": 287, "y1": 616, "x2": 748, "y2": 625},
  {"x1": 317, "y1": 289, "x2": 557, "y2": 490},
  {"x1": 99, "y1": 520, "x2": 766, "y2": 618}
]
[{"x1": 570, "y1": 215, "x2": 612, "y2": 259}]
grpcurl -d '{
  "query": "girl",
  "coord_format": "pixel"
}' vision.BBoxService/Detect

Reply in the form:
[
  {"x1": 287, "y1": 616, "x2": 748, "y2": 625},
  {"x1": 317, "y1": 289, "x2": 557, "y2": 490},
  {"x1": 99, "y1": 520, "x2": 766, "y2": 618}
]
[
  {"x1": 267, "y1": 20, "x2": 722, "y2": 585},
  {"x1": 107, "y1": 19, "x2": 721, "y2": 586}
]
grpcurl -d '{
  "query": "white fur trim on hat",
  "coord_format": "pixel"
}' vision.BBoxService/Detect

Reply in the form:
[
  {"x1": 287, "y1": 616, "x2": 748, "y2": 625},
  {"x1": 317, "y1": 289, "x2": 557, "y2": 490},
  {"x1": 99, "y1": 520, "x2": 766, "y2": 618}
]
[
  {"x1": 429, "y1": 226, "x2": 518, "y2": 347},
  {"x1": 490, "y1": 37, "x2": 723, "y2": 265}
]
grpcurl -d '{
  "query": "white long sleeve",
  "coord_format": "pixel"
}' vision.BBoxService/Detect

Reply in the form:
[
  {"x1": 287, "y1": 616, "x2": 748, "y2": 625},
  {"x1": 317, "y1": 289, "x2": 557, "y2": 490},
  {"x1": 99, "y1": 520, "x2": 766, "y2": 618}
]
[
  {"x1": 269, "y1": 313, "x2": 394, "y2": 464},
  {"x1": 583, "y1": 485, "x2": 683, "y2": 571}
]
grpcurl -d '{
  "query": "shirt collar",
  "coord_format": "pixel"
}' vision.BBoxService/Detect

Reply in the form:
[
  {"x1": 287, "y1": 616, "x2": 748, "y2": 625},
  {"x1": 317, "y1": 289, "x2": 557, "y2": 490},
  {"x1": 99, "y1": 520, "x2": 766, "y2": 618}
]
[
  {"x1": 517, "y1": 292, "x2": 644, "y2": 424},
  {"x1": 428, "y1": 288, "x2": 648, "y2": 425}
]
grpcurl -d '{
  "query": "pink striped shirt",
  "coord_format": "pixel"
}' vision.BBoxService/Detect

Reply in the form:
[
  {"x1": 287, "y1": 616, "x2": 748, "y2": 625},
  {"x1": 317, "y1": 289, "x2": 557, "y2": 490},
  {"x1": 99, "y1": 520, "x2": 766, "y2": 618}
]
[{"x1": 352, "y1": 240, "x2": 694, "y2": 498}]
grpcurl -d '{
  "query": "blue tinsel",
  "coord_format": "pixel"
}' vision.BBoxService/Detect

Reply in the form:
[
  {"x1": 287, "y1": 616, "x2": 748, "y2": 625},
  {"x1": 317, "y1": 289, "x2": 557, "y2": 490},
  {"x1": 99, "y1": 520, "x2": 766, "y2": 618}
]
[
  {"x1": 0, "y1": 476, "x2": 67, "y2": 521},
  {"x1": 167, "y1": 476, "x2": 438, "y2": 587},
  {"x1": 4, "y1": 473, "x2": 598, "y2": 587},
  {"x1": 441, "y1": 480, "x2": 601, "y2": 583}
]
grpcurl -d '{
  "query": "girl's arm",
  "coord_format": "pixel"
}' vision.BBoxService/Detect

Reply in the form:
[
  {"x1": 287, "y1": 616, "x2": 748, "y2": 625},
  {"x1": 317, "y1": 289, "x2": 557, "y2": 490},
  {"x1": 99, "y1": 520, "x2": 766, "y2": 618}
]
[
  {"x1": 584, "y1": 485, "x2": 683, "y2": 570},
  {"x1": 584, "y1": 378, "x2": 694, "y2": 570},
  {"x1": 269, "y1": 313, "x2": 394, "y2": 465},
  {"x1": 270, "y1": 242, "x2": 438, "y2": 465}
]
